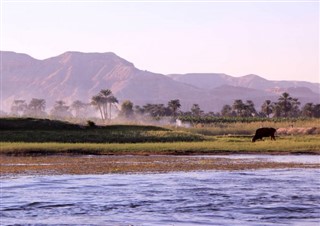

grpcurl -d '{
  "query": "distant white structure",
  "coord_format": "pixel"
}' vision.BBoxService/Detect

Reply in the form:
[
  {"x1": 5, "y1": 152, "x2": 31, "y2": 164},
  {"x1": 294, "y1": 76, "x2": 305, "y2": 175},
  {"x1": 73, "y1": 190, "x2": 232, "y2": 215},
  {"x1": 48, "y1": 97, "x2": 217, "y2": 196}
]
[
  {"x1": 176, "y1": 119, "x2": 182, "y2": 127},
  {"x1": 175, "y1": 119, "x2": 190, "y2": 128}
]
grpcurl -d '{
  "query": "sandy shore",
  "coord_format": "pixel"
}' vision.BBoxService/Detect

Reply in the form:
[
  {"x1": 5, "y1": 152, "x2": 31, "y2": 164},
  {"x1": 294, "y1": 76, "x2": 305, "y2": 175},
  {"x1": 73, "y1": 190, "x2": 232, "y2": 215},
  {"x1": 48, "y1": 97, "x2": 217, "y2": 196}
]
[{"x1": 1, "y1": 155, "x2": 319, "y2": 176}]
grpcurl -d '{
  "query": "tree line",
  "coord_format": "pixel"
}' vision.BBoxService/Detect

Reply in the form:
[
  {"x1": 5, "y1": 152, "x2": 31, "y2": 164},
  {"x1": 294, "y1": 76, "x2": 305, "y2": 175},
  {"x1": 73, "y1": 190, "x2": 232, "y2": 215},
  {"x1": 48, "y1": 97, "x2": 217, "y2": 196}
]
[{"x1": 7, "y1": 90, "x2": 320, "y2": 123}]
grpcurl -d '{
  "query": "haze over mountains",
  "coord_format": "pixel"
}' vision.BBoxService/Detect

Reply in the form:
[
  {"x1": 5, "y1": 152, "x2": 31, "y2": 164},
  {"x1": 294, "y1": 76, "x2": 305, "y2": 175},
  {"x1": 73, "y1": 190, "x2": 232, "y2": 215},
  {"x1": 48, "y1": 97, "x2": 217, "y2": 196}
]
[{"x1": 2, "y1": 51, "x2": 319, "y2": 112}]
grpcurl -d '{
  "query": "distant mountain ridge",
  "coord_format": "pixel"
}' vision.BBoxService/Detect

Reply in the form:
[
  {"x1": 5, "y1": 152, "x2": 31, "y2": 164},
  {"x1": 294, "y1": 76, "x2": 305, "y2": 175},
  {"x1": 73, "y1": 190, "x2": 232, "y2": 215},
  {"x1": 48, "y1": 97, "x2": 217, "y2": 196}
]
[
  {"x1": 1, "y1": 51, "x2": 319, "y2": 112},
  {"x1": 168, "y1": 73, "x2": 320, "y2": 94}
]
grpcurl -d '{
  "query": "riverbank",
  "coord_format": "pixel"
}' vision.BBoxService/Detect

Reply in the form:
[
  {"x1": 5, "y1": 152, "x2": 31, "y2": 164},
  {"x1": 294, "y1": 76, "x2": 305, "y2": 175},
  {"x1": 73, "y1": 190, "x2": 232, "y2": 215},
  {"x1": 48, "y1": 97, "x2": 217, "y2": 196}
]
[
  {"x1": 0, "y1": 118, "x2": 320, "y2": 156},
  {"x1": 2, "y1": 133, "x2": 320, "y2": 156},
  {"x1": 0, "y1": 118, "x2": 203, "y2": 143},
  {"x1": 2, "y1": 136, "x2": 320, "y2": 176},
  {"x1": 1, "y1": 155, "x2": 319, "y2": 176},
  {"x1": 1, "y1": 118, "x2": 320, "y2": 175}
]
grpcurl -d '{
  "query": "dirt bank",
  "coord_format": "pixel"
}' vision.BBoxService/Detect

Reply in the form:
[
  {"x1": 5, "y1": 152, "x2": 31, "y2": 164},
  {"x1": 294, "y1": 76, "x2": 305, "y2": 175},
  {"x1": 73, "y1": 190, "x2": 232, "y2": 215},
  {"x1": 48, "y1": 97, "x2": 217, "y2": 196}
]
[{"x1": 1, "y1": 155, "x2": 318, "y2": 176}]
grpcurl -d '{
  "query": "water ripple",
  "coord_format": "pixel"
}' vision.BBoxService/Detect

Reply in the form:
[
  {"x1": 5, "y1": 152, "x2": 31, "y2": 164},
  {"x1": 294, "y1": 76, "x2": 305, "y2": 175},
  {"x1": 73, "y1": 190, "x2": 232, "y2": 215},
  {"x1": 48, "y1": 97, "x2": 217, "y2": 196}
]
[{"x1": 1, "y1": 169, "x2": 319, "y2": 225}]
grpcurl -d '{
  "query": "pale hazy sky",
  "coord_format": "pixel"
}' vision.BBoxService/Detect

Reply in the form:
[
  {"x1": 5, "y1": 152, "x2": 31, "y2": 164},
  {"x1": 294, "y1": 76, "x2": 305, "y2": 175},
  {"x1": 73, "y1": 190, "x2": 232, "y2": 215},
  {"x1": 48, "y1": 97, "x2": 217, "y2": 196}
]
[{"x1": 1, "y1": 0, "x2": 319, "y2": 83}]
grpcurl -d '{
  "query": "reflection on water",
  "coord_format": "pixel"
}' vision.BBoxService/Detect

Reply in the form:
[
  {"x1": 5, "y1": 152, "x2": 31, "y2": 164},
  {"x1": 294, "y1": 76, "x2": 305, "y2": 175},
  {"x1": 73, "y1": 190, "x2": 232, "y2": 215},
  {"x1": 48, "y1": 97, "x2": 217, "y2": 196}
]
[{"x1": 1, "y1": 168, "x2": 320, "y2": 225}]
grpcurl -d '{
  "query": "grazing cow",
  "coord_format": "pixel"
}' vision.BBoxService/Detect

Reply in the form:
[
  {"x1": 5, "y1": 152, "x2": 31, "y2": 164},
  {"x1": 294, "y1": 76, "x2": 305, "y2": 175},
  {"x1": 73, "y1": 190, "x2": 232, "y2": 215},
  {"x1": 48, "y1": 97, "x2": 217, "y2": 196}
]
[{"x1": 252, "y1": 127, "x2": 276, "y2": 142}]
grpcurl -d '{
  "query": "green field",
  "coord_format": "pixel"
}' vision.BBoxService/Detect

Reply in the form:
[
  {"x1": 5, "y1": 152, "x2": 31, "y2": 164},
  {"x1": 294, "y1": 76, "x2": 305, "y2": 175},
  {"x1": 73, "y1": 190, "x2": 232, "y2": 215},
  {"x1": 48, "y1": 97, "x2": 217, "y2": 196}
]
[
  {"x1": 1, "y1": 117, "x2": 320, "y2": 156},
  {"x1": 0, "y1": 117, "x2": 203, "y2": 143},
  {"x1": 2, "y1": 135, "x2": 320, "y2": 156}
]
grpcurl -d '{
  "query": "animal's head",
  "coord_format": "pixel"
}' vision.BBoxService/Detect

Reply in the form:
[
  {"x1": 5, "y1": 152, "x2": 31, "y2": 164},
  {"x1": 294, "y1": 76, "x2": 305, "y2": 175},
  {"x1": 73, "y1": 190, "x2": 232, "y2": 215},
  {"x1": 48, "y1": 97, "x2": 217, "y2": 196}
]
[{"x1": 252, "y1": 137, "x2": 256, "y2": 142}]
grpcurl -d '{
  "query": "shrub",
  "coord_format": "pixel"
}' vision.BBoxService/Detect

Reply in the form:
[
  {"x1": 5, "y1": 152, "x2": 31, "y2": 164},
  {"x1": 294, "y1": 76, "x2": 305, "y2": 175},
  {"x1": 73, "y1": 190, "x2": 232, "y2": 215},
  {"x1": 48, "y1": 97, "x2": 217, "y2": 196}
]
[{"x1": 87, "y1": 120, "x2": 96, "y2": 127}]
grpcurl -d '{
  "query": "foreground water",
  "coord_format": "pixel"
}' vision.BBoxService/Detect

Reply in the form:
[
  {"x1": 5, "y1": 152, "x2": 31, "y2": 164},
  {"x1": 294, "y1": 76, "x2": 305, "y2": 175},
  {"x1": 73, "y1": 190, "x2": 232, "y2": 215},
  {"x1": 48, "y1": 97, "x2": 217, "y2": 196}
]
[{"x1": 1, "y1": 157, "x2": 320, "y2": 226}]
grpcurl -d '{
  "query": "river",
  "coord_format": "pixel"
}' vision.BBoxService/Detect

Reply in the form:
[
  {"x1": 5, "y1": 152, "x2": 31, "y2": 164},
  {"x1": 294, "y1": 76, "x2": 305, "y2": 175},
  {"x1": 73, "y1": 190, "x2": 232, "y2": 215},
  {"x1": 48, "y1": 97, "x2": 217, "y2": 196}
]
[{"x1": 1, "y1": 155, "x2": 319, "y2": 226}]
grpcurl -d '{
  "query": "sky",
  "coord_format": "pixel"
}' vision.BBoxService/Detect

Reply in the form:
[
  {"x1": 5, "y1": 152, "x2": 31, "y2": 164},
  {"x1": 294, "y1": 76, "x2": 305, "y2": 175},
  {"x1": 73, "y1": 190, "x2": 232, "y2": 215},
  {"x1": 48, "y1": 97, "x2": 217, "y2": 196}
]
[{"x1": 1, "y1": 0, "x2": 319, "y2": 83}]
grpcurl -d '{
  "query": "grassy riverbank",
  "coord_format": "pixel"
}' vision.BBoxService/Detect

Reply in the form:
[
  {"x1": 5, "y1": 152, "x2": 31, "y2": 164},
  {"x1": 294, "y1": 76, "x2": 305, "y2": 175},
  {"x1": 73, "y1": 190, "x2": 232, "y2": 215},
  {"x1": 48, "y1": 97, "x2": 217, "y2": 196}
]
[
  {"x1": 2, "y1": 135, "x2": 320, "y2": 156},
  {"x1": 0, "y1": 118, "x2": 203, "y2": 143},
  {"x1": 1, "y1": 118, "x2": 320, "y2": 175},
  {"x1": 1, "y1": 117, "x2": 320, "y2": 156}
]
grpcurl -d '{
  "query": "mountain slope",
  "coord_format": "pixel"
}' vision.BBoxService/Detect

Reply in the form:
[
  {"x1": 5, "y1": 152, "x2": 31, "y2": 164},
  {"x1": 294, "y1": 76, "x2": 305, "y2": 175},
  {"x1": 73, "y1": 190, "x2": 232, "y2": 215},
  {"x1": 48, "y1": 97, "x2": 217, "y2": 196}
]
[
  {"x1": 2, "y1": 51, "x2": 209, "y2": 111},
  {"x1": 1, "y1": 51, "x2": 319, "y2": 113},
  {"x1": 169, "y1": 73, "x2": 320, "y2": 94}
]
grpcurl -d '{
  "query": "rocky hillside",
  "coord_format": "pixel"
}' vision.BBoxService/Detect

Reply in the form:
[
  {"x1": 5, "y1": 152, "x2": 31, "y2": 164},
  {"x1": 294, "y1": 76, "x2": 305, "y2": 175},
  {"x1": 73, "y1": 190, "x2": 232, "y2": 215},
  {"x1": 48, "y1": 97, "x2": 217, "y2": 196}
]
[{"x1": 2, "y1": 51, "x2": 319, "y2": 112}]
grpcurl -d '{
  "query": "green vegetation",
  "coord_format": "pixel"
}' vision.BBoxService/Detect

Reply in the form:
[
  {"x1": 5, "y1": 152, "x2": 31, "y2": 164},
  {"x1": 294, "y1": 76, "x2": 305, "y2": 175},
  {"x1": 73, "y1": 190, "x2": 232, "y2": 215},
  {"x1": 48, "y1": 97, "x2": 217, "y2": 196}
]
[
  {"x1": 176, "y1": 118, "x2": 320, "y2": 136},
  {"x1": 1, "y1": 117, "x2": 319, "y2": 156},
  {"x1": 7, "y1": 91, "x2": 320, "y2": 123},
  {"x1": 178, "y1": 116, "x2": 319, "y2": 125},
  {"x1": 0, "y1": 118, "x2": 203, "y2": 143},
  {"x1": 2, "y1": 135, "x2": 320, "y2": 156}
]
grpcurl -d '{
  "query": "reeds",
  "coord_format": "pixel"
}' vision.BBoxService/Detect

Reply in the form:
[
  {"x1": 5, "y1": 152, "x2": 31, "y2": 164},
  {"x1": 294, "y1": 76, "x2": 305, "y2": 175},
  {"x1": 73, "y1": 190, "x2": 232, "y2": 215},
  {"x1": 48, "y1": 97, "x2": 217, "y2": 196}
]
[{"x1": 176, "y1": 119, "x2": 320, "y2": 136}]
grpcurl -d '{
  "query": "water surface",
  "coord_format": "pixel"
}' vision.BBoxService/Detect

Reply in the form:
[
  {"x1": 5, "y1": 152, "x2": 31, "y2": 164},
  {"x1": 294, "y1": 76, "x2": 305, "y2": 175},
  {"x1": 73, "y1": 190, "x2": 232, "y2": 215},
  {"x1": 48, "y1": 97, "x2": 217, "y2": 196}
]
[{"x1": 1, "y1": 168, "x2": 319, "y2": 225}]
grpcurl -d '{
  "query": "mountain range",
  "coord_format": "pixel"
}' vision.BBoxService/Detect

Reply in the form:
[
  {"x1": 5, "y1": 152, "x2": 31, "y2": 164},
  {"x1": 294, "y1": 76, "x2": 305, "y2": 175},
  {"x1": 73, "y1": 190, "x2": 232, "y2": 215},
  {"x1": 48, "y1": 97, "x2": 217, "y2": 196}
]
[{"x1": 2, "y1": 51, "x2": 319, "y2": 113}]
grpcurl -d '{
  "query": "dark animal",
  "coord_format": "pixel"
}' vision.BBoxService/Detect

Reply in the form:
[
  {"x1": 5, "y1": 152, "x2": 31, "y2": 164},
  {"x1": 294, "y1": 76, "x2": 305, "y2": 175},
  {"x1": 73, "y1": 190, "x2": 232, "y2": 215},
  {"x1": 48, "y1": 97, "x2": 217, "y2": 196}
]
[{"x1": 252, "y1": 127, "x2": 276, "y2": 142}]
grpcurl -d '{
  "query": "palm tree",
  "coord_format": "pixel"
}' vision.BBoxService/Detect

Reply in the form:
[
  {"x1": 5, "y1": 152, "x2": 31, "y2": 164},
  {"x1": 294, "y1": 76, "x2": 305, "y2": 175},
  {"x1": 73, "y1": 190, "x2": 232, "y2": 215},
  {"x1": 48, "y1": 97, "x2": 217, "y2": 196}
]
[
  {"x1": 100, "y1": 89, "x2": 112, "y2": 97},
  {"x1": 232, "y1": 99, "x2": 245, "y2": 117},
  {"x1": 276, "y1": 92, "x2": 300, "y2": 117},
  {"x1": 261, "y1": 100, "x2": 273, "y2": 118},
  {"x1": 245, "y1": 100, "x2": 257, "y2": 117},
  {"x1": 91, "y1": 95, "x2": 105, "y2": 120},
  {"x1": 26, "y1": 98, "x2": 46, "y2": 117},
  {"x1": 221, "y1": 104, "x2": 233, "y2": 117},
  {"x1": 71, "y1": 100, "x2": 87, "y2": 118},
  {"x1": 107, "y1": 95, "x2": 119, "y2": 120},
  {"x1": 99, "y1": 89, "x2": 112, "y2": 120},
  {"x1": 119, "y1": 100, "x2": 134, "y2": 119},
  {"x1": 313, "y1": 104, "x2": 320, "y2": 118},
  {"x1": 154, "y1": 104, "x2": 166, "y2": 117},
  {"x1": 301, "y1": 103, "x2": 314, "y2": 117},
  {"x1": 91, "y1": 89, "x2": 116, "y2": 121},
  {"x1": 29, "y1": 98, "x2": 45, "y2": 111},
  {"x1": 50, "y1": 100, "x2": 72, "y2": 119},
  {"x1": 168, "y1": 99, "x2": 181, "y2": 118},
  {"x1": 191, "y1": 104, "x2": 202, "y2": 117},
  {"x1": 10, "y1": 100, "x2": 27, "y2": 116},
  {"x1": 272, "y1": 103, "x2": 282, "y2": 118},
  {"x1": 277, "y1": 92, "x2": 292, "y2": 117},
  {"x1": 221, "y1": 105, "x2": 231, "y2": 116},
  {"x1": 143, "y1": 103, "x2": 166, "y2": 117},
  {"x1": 290, "y1": 98, "x2": 301, "y2": 117}
]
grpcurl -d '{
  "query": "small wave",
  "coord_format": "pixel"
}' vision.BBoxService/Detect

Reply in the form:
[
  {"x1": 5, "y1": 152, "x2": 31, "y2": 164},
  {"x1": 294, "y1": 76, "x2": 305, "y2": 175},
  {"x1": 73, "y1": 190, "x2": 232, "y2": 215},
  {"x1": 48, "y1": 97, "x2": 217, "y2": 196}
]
[{"x1": 1, "y1": 169, "x2": 319, "y2": 225}]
